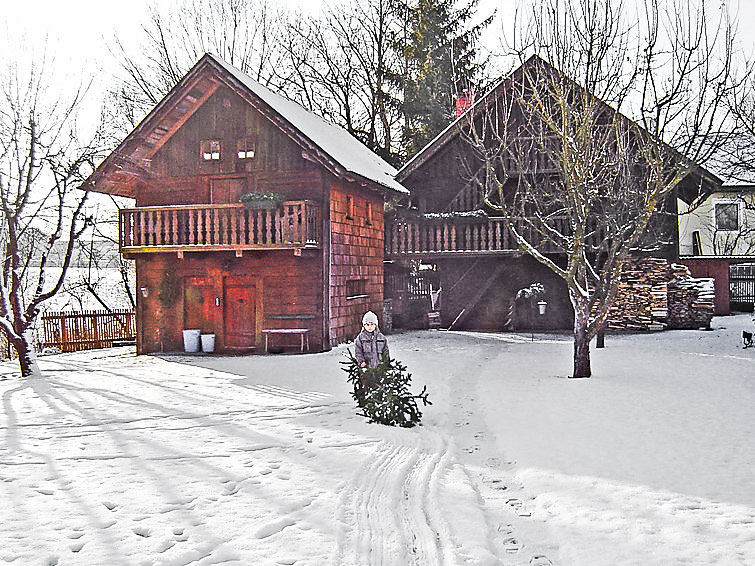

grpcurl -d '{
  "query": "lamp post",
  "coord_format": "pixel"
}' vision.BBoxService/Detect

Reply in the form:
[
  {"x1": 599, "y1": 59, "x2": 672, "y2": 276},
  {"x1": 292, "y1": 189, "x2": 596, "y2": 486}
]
[{"x1": 531, "y1": 300, "x2": 547, "y2": 341}]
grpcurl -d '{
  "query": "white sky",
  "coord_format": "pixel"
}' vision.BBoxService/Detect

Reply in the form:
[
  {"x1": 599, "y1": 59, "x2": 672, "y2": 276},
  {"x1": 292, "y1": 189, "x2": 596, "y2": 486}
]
[{"x1": 0, "y1": 0, "x2": 753, "y2": 119}]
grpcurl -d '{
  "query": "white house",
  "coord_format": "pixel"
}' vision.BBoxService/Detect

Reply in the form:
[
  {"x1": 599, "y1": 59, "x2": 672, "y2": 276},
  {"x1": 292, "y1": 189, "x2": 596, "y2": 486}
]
[{"x1": 678, "y1": 183, "x2": 755, "y2": 313}]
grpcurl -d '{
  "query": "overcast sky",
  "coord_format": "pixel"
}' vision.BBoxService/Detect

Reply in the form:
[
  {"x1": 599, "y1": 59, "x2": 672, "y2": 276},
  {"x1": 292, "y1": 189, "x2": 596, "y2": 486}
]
[
  {"x1": 1, "y1": 0, "x2": 753, "y2": 120},
  {"x1": 2, "y1": 0, "x2": 752, "y2": 77}
]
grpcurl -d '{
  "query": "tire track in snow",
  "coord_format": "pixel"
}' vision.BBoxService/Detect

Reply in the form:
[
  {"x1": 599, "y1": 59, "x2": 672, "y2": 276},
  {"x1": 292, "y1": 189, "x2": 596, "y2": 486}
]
[{"x1": 332, "y1": 435, "x2": 452, "y2": 565}]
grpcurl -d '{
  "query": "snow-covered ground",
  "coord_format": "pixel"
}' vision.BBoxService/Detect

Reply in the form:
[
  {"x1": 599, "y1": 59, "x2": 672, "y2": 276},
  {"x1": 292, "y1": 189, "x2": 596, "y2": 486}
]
[{"x1": 1, "y1": 314, "x2": 753, "y2": 565}]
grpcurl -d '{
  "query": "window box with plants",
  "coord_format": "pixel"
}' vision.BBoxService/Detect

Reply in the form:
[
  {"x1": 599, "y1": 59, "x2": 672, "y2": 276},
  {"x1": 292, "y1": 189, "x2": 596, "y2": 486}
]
[{"x1": 239, "y1": 191, "x2": 287, "y2": 210}]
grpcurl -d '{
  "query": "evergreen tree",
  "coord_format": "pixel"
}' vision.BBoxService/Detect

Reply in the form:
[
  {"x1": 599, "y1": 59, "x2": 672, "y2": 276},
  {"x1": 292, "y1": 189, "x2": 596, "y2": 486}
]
[
  {"x1": 341, "y1": 350, "x2": 431, "y2": 428},
  {"x1": 391, "y1": 0, "x2": 493, "y2": 159}
]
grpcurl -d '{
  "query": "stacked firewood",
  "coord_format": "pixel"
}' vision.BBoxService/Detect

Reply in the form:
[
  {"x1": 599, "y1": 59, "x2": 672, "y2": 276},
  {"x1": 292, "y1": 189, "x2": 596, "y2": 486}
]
[
  {"x1": 605, "y1": 258, "x2": 670, "y2": 331},
  {"x1": 666, "y1": 264, "x2": 715, "y2": 329}
]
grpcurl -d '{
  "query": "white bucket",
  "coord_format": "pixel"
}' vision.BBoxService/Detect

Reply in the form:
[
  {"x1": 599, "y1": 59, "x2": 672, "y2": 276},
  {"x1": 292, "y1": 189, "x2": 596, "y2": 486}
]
[
  {"x1": 182, "y1": 329, "x2": 201, "y2": 353},
  {"x1": 200, "y1": 333, "x2": 216, "y2": 353}
]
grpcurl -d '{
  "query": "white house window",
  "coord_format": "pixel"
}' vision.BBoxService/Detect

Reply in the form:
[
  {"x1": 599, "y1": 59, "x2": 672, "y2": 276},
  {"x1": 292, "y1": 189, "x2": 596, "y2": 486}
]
[
  {"x1": 714, "y1": 202, "x2": 739, "y2": 232},
  {"x1": 201, "y1": 139, "x2": 221, "y2": 161},
  {"x1": 237, "y1": 138, "x2": 255, "y2": 159}
]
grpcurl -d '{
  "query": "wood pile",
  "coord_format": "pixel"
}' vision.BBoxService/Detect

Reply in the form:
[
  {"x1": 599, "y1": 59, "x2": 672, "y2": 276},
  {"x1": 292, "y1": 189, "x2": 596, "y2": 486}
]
[
  {"x1": 666, "y1": 264, "x2": 715, "y2": 329},
  {"x1": 605, "y1": 258, "x2": 670, "y2": 331}
]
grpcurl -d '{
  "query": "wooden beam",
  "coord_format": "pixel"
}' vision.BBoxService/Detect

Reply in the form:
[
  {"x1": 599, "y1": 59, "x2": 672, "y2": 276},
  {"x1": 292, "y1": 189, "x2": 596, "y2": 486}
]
[
  {"x1": 144, "y1": 82, "x2": 220, "y2": 159},
  {"x1": 447, "y1": 262, "x2": 508, "y2": 330}
]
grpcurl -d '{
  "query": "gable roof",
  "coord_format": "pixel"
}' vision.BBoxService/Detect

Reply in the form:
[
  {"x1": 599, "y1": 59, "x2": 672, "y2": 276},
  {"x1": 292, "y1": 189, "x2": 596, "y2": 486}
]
[
  {"x1": 85, "y1": 53, "x2": 408, "y2": 197},
  {"x1": 396, "y1": 55, "x2": 722, "y2": 200}
]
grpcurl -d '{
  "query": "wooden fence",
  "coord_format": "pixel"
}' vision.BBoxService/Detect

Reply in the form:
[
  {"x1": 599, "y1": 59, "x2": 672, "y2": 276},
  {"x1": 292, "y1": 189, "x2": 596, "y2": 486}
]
[{"x1": 42, "y1": 310, "x2": 136, "y2": 353}]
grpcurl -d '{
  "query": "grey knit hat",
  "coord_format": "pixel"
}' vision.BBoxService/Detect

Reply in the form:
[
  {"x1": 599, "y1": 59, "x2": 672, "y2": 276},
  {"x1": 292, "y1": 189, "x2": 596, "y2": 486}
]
[{"x1": 362, "y1": 311, "x2": 379, "y2": 325}]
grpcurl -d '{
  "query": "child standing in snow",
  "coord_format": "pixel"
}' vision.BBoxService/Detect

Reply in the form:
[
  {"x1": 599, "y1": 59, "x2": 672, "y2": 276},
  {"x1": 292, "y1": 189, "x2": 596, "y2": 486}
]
[{"x1": 354, "y1": 311, "x2": 389, "y2": 368}]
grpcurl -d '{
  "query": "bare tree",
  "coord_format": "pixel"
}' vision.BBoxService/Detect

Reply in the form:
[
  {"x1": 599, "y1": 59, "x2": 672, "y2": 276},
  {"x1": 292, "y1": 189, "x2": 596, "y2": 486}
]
[
  {"x1": 250, "y1": 0, "x2": 404, "y2": 163},
  {"x1": 0, "y1": 55, "x2": 105, "y2": 377},
  {"x1": 462, "y1": 0, "x2": 739, "y2": 377},
  {"x1": 109, "y1": 0, "x2": 286, "y2": 132}
]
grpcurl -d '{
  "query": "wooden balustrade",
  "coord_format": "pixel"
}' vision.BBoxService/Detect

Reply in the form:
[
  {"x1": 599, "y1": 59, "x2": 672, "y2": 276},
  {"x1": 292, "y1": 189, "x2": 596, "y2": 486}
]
[
  {"x1": 386, "y1": 215, "x2": 593, "y2": 257},
  {"x1": 120, "y1": 201, "x2": 320, "y2": 253}
]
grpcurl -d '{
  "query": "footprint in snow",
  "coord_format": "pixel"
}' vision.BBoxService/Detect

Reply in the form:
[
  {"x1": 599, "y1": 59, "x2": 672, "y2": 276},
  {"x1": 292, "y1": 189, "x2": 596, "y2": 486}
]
[
  {"x1": 156, "y1": 539, "x2": 176, "y2": 553},
  {"x1": 132, "y1": 526, "x2": 151, "y2": 538},
  {"x1": 102, "y1": 501, "x2": 118, "y2": 511},
  {"x1": 253, "y1": 517, "x2": 296, "y2": 539},
  {"x1": 502, "y1": 536, "x2": 520, "y2": 553},
  {"x1": 70, "y1": 541, "x2": 85, "y2": 553},
  {"x1": 530, "y1": 554, "x2": 553, "y2": 566},
  {"x1": 506, "y1": 498, "x2": 532, "y2": 517},
  {"x1": 487, "y1": 478, "x2": 508, "y2": 491}
]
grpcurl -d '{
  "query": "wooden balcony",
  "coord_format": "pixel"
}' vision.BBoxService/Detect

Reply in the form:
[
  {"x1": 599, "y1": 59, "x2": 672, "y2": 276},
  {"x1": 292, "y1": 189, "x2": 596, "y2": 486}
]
[
  {"x1": 386, "y1": 214, "x2": 590, "y2": 258},
  {"x1": 119, "y1": 201, "x2": 321, "y2": 254}
]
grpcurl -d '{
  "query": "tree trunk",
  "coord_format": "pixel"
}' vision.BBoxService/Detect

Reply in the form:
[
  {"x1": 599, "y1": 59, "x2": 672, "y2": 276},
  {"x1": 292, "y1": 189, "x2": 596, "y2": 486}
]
[
  {"x1": 572, "y1": 308, "x2": 592, "y2": 378},
  {"x1": 12, "y1": 332, "x2": 41, "y2": 378}
]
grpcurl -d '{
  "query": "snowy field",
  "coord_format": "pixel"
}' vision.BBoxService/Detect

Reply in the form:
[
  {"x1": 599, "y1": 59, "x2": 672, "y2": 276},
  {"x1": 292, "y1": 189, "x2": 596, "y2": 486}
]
[{"x1": 1, "y1": 314, "x2": 754, "y2": 565}]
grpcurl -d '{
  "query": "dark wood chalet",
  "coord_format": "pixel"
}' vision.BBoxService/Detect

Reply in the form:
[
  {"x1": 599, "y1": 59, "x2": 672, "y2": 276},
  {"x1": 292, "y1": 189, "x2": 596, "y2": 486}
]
[
  {"x1": 84, "y1": 53, "x2": 407, "y2": 354},
  {"x1": 387, "y1": 56, "x2": 721, "y2": 331}
]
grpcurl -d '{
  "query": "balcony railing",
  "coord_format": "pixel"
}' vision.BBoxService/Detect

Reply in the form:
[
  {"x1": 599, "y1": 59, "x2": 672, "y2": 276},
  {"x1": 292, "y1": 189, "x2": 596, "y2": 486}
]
[
  {"x1": 119, "y1": 201, "x2": 321, "y2": 253},
  {"x1": 386, "y1": 214, "x2": 598, "y2": 256}
]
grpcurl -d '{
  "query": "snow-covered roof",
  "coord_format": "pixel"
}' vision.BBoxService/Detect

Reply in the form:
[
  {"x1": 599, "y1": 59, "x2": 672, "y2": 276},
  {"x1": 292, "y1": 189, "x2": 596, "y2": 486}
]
[{"x1": 208, "y1": 54, "x2": 408, "y2": 195}]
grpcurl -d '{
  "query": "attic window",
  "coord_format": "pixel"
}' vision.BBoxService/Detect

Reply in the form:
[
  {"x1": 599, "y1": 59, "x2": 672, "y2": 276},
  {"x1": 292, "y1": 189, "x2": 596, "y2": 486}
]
[
  {"x1": 237, "y1": 138, "x2": 255, "y2": 159},
  {"x1": 346, "y1": 195, "x2": 354, "y2": 220},
  {"x1": 201, "y1": 139, "x2": 221, "y2": 161}
]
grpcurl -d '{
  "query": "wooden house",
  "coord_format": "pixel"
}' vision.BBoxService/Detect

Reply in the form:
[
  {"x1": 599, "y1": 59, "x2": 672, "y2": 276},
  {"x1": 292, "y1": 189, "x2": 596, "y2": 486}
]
[
  {"x1": 386, "y1": 56, "x2": 721, "y2": 331},
  {"x1": 84, "y1": 53, "x2": 407, "y2": 354}
]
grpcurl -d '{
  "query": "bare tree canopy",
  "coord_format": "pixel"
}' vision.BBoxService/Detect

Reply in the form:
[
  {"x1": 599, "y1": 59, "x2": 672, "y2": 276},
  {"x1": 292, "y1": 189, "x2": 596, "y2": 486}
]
[
  {"x1": 462, "y1": 0, "x2": 741, "y2": 377},
  {"x1": 109, "y1": 0, "x2": 494, "y2": 165},
  {"x1": 110, "y1": 0, "x2": 286, "y2": 131},
  {"x1": 0, "y1": 53, "x2": 107, "y2": 376}
]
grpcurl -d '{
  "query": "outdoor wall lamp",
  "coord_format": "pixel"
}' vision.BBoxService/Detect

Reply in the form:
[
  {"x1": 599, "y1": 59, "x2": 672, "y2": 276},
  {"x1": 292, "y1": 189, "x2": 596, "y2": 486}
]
[{"x1": 140, "y1": 286, "x2": 149, "y2": 298}]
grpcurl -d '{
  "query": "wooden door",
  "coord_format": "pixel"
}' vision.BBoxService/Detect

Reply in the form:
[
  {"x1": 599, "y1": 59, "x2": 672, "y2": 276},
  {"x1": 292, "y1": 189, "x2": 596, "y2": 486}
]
[
  {"x1": 183, "y1": 277, "x2": 217, "y2": 333},
  {"x1": 223, "y1": 278, "x2": 257, "y2": 349},
  {"x1": 210, "y1": 177, "x2": 246, "y2": 204}
]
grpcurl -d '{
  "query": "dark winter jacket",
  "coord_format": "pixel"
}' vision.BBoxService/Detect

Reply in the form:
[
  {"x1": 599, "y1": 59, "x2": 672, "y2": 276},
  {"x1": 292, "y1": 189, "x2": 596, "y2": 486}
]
[{"x1": 354, "y1": 329, "x2": 389, "y2": 368}]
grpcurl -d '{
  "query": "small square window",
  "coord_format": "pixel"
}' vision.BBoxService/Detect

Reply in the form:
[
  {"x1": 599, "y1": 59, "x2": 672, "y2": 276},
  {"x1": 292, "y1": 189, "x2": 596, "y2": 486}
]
[
  {"x1": 715, "y1": 203, "x2": 739, "y2": 232},
  {"x1": 201, "y1": 139, "x2": 221, "y2": 161},
  {"x1": 237, "y1": 138, "x2": 255, "y2": 159}
]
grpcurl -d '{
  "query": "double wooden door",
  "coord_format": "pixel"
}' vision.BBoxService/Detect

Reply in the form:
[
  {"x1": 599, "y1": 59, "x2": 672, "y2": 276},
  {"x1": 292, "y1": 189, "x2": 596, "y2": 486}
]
[{"x1": 183, "y1": 276, "x2": 259, "y2": 351}]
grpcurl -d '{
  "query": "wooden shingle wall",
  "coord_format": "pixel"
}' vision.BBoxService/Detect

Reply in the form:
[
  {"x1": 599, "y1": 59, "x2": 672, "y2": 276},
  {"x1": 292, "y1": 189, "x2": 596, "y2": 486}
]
[{"x1": 328, "y1": 180, "x2": 385, "y2": 345}]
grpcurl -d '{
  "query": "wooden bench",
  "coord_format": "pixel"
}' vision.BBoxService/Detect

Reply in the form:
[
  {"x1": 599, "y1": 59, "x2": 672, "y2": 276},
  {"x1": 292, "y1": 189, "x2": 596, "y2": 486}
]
[{"x1": 261, "y1": 328, "x2": 310, "y2": 353}]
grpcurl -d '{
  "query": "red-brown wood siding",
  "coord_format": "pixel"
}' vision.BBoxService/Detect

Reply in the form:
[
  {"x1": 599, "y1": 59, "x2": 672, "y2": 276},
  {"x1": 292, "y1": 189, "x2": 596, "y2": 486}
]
[
  {"x1": 329, "y1": 180, "x2": 385, "y2": 345},
  {"x1": 148, "y1": 84, "x2": 314, "y2": 180},
  {"x1": 680, "y1": 258, "x2": 731, "y2": 315},
  {"x1": 135, "y1": 250, "x2": 324, "y2": 353}
]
